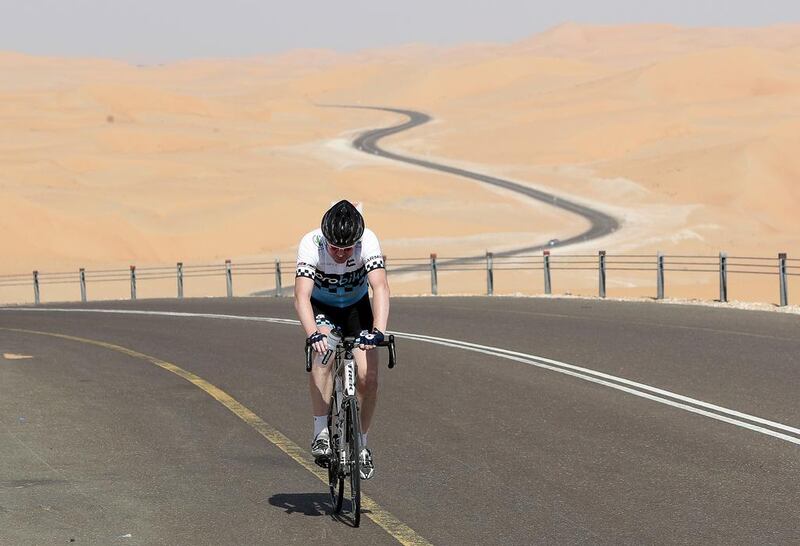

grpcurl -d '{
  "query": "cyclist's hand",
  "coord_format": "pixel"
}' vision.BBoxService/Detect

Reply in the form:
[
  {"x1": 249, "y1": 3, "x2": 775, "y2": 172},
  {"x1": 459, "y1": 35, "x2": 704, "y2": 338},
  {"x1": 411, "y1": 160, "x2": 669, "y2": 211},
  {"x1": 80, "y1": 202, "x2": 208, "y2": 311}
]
[
  {"x1": 357, "y1": 328, "x2": 384, "y2": 350},
  {"x1": 307, "y1": 331, "x2": 328, "y2": 355}
]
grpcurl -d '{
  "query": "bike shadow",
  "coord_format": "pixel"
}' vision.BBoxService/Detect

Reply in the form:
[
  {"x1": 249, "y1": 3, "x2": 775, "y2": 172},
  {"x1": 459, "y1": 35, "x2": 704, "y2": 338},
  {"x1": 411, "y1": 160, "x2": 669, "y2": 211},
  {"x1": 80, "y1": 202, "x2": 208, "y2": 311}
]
[
  {"x1": 268, "y1": 493, "x2": 330, "y2": 516},
  {"x1": 268, "y1": 493, "x2": 371, "y2": 523}
]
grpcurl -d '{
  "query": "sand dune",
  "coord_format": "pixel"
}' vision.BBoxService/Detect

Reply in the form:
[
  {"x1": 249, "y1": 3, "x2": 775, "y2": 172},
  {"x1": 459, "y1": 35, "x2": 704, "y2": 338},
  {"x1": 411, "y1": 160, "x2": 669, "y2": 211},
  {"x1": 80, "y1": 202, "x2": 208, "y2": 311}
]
[
  {"x1": 633, "y1": 47, "x2": 800, "y2": 101},
  {"x1": 1, "y1": 24, "x2": 798, "y2": 303}
]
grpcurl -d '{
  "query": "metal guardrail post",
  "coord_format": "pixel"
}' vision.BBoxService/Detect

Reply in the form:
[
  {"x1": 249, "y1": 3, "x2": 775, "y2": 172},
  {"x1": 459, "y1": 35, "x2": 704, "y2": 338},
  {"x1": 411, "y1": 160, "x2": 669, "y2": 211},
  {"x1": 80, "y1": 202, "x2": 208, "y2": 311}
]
[
  {"x1": 430, "y1": 253, "x2": 438, "y2": 296},
  {"x1": 274, "y1": 259, "x2": 282, "y2": 297},
  {"x1": 719, "y1": 252, "x2": 728, "y2": 303},
  {"x1": 656, "y1": 252, "x2": 664, "y2": 300},
  {"x1": 225, "y1": 259, "x2": 233, "y2": 297},
  {"x1": 177, "y1": 262, "x2": 184, "y2": 298},
  {"x1": 130, "y1": 265, "x2": 137, "y2": 300},
  {"x1": 543, "y1": 250, "x2": 552, "y2": 295},
  {"x1": 779, "y1": 253, "x2": 788, "y2": 307},
  {"x1": 33, "y1": 270, "x2": 40, "y2": 305},
  {"x1": 599, "y1": 251, "x2": 607, "y2": 298},
  {"x1": 80, "y1": 268, "x2": 87, "y2": 302},
  {"x1": 486, "y1": 251, "x2": 494, "y2": 296}
]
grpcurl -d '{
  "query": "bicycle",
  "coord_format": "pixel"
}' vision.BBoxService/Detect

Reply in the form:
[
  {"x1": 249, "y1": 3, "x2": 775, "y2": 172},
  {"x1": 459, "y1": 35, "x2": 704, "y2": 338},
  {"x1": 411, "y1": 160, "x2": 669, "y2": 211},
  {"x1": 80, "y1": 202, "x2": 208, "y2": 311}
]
[{"x1": 305, "y1": 328, "x2": 396, "y2": 527}]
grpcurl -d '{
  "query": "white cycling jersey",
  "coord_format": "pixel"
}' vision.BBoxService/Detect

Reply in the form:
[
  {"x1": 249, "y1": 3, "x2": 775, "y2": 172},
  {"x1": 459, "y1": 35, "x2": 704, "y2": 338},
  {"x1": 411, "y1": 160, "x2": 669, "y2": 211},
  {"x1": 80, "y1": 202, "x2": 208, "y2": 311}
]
[{"x1": 295, "y1": 228, "x2": 385, "y2": 307}]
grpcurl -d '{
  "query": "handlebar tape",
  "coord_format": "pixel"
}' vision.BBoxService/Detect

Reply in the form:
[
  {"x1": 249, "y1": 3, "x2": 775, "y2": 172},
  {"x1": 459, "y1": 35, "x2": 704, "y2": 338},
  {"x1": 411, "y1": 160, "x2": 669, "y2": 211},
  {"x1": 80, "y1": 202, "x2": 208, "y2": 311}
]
[
  {"x1": 387, "y1": 335, "x2": 396, "y2": 368},
  {"x1": 304, "y1": 343, "x2": 312, "y2": 372}
]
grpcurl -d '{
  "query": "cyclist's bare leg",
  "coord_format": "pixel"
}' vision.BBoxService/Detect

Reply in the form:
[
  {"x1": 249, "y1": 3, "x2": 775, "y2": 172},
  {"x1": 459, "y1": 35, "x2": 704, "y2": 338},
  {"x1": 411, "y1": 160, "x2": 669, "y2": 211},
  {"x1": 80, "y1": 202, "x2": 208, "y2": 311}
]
[
  {"x1": 309, "y1": 325, "x2": 333, "y2": 417},
  {"x1": 354, "y1": 347, "x2": 379, "y2": 434}
]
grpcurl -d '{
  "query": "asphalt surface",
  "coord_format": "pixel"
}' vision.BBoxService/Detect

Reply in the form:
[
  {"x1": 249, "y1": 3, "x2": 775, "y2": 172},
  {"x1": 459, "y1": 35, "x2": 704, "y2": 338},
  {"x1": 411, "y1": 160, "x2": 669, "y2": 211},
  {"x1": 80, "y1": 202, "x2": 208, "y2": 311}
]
[
  {"x1": 1, "y1": 297, "x2": 799, "y2": 545},
  {"x1": 253, "y1": 105, "x2": 619, "y2": 297},
  {"x1": 336, "y1": 105, "x2": 619, "y2": 254}
]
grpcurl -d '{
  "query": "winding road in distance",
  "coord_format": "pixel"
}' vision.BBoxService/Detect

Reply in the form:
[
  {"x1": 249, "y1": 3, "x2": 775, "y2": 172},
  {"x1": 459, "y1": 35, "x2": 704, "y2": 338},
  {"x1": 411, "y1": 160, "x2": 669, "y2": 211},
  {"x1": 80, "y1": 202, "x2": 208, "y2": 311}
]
[{"x1": 335, "y1": 105, "x2": 620, "y2": 255}]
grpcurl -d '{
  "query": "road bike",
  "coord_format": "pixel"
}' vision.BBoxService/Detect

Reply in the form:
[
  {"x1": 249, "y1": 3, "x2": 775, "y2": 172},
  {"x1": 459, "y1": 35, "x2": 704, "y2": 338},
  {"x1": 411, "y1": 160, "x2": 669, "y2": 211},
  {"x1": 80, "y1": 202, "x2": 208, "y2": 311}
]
[{"x1": 305, "y1": 329, "x2": 396, "y2": 527}]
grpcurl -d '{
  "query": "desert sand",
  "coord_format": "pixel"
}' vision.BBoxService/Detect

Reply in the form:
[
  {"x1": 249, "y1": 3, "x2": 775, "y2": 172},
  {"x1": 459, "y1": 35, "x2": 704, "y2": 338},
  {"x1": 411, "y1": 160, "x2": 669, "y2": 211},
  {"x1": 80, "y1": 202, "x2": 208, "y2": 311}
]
[{"x1": 1, "y1": 23, "x2": 799, "y2": 304}]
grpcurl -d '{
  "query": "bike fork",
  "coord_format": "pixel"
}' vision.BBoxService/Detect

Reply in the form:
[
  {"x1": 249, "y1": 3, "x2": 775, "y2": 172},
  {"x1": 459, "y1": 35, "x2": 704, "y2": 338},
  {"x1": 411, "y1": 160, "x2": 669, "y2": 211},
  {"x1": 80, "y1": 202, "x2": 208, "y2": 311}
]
[{"x1": 340, "y1": 356, "x2": 357, "y2": 465}]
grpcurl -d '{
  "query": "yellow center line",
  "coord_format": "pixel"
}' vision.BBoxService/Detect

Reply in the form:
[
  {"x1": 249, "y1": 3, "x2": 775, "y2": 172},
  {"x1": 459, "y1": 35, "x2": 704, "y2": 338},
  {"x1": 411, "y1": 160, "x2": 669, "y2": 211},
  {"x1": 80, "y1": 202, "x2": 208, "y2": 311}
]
[{"x1": 1, "y1": 327, "x2": 432, "y2": 546}]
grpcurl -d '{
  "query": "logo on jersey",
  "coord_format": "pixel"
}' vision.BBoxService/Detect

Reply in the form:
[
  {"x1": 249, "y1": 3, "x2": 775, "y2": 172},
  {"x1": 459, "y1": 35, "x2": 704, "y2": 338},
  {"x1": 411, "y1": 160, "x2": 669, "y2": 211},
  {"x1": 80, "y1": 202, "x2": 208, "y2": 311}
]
[
  {"x1": 346, "y1": 258, "x2": 356, "y2": 267},
  {"x1": 314, "y1": 268, "x2": 367, "y2": 287},
  {"x1": 313, "y1": 234, "x2": 324, "y2": 247}
]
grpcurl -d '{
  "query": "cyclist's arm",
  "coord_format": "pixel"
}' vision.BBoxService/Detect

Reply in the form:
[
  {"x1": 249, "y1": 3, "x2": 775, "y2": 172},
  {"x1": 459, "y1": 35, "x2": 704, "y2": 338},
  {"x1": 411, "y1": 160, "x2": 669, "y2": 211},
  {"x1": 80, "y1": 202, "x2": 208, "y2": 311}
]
[
  {"x1": 294, "y1": 276, "x2": 320, "y2": 337},
  {"x1": 367, "y1": 268, "x2": 390, "y2": 332}
]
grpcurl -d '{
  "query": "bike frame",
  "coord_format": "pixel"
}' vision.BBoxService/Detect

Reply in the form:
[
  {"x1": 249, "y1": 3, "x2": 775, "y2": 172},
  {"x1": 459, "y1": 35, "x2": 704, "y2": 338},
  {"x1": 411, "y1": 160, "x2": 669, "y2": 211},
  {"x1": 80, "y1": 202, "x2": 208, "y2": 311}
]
[{"x1": 330, "y1": 343, "x2": 358, "y2": 471}]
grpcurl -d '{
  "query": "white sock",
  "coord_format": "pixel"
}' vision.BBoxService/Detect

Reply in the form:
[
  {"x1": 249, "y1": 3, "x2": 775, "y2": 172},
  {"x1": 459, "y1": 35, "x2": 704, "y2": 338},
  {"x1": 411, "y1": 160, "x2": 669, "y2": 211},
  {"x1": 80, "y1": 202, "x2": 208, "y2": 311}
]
[
  {"x1": 313, "y1": 415, "x2": 328, "y2": 437},
  {"x1": 360, "y1": 432, "x2": 368, "y2": 448}
]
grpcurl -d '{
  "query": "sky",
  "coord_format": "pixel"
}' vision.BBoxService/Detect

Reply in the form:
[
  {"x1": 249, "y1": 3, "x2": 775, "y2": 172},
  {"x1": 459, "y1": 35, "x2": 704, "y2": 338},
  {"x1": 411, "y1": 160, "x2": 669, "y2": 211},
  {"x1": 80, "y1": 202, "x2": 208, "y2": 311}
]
[{"x1": 1, "y1": 0, "x2": 800, "y2": 62}]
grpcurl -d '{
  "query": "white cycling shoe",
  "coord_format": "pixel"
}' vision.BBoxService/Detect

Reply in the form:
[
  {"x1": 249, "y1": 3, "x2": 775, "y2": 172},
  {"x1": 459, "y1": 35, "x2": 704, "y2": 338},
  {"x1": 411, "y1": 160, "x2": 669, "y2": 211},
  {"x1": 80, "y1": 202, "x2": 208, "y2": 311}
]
[
  {"x1": 311, "y1": 430, "x2": 332, "y2": 464},
  {"x1": 359, "y1": 448, "x2": 374, "y2": 480}
]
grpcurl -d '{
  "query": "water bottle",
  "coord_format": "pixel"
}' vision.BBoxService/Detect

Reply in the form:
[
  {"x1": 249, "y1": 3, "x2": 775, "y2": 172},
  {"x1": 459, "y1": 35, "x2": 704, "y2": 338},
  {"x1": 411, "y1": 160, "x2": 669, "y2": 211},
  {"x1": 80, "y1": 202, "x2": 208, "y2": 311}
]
[
  {"x1": 322, "y1": 328, "x2": 341, "y2": 365},
  {"x1": 327, "y1": 328, "x2": 342, "y2": 351}
]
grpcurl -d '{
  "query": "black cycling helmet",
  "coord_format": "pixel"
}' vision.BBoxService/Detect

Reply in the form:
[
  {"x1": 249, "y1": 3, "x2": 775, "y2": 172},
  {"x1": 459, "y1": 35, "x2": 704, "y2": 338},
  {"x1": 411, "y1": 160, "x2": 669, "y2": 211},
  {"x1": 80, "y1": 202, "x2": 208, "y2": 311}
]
[{"x1": 321, "y1": 200, "x2": 365, "y2": 247}]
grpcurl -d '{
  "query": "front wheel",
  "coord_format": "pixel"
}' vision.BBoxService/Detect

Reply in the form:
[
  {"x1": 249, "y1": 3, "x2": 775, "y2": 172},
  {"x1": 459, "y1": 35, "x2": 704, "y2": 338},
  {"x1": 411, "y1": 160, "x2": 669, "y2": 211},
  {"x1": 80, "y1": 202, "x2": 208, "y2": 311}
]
[
  {"x1": 328, "y1": 402, "x2": 345, "y2": 513},
  {"x1": 346, "y1": 398, "x2": 362, "y2": 527}
]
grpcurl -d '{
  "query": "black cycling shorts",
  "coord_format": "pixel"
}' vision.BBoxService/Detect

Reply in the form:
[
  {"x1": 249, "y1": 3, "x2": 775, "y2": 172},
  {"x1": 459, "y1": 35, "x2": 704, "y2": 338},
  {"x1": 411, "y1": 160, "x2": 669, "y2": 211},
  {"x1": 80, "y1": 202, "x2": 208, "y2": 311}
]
[{"x1": 311, "y1": 294, "x2": 374, "y2": 337}]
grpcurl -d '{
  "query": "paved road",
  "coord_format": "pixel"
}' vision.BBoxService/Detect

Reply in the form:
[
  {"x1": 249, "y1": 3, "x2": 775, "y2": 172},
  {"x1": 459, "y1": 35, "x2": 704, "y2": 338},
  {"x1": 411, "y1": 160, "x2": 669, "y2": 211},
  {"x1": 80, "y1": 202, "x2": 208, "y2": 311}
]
[
  {"x1": 253, "y1": 105, "x2": 619, "y2": 296},
  {"x1": 337, "y1": 105, "x2": 620, "y2": 254},
  {"x1": 1, "y1": 298, "x2": 798, "y2": 544}
]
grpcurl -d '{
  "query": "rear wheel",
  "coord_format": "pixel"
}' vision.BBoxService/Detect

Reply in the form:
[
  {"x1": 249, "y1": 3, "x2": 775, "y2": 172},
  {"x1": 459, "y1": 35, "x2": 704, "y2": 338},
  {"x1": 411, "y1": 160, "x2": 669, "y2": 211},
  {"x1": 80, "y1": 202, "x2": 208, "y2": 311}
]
[
  {"x1": 328, "y1": 461, "x2": 345, "y2": 513},
  {"x1": 346, "y1": 398, "x2": 362, "y2": 527}
]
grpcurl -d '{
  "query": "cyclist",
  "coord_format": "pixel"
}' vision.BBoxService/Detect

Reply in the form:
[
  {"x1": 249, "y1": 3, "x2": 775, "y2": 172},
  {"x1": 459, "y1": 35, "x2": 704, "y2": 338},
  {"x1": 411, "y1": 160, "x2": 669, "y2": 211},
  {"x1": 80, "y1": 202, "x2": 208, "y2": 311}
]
[{"x1": 294, "y1": 199, "x2": 390, "y2": 480}]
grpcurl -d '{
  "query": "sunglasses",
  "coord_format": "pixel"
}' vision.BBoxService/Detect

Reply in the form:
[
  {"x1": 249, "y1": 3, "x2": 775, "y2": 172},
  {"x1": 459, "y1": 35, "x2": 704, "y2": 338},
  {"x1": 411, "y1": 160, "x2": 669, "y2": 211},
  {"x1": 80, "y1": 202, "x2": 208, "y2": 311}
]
[{"x1": 328, "y1": 243, "x2": 356, "y2": 252}]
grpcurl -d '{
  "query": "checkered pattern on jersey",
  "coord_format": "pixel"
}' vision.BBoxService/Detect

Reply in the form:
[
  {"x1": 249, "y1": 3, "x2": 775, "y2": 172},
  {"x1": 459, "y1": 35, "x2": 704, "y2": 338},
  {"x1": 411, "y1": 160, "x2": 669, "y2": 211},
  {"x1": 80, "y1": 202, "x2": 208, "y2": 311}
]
[
  {"x1": 364, "y1": 255, "x2": 385, "y2": 273},
  {"x1": 314, "y1": 314, "x2": 335, "y2": 328},
  {"x1": 296, "y1": 262, "x2": 315, "y2": 279}
]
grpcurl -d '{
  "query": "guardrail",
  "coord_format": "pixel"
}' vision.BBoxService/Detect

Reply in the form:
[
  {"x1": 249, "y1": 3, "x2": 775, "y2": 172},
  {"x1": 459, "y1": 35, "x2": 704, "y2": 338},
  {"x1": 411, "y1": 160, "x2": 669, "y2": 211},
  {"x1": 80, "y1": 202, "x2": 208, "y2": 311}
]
[{"x1": 1, "y1": 251, "x2": 796, "y2": 306}]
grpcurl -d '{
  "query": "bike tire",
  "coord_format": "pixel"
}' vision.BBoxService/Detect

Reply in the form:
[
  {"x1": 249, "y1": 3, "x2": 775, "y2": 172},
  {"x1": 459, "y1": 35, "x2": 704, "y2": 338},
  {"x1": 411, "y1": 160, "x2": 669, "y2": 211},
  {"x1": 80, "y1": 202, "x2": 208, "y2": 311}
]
[
  {"x1": 346, "y1": 398, "x2": 362, "y2": 527},
  {"x1": 328, "y1": 396, "x2": 345, "y2": 513},
  {"x1": 329, "y1": 462, "x2": 345, "y2": 514}
]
